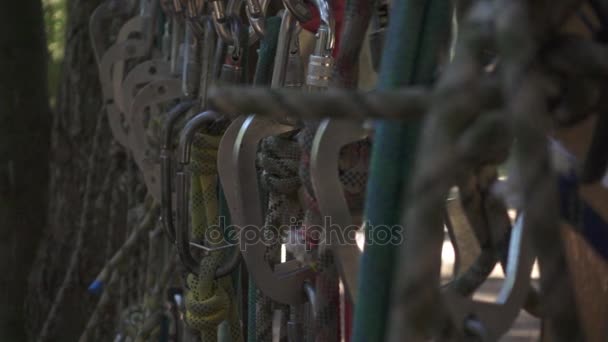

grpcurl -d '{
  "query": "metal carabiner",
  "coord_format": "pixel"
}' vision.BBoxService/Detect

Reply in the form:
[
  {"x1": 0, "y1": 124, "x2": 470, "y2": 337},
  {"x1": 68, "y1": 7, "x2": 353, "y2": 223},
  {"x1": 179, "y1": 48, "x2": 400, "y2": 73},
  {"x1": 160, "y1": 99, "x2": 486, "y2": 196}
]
[
  {"x1": 232, "y1": 115, "x2": 314, "y2": 305},
  {"x1": 443, "y1": 214, "x2": 535, "y2": 341},
  {"x1": 161, "y1": 100, "x2": 198, "y2": 243},
  {"x1": 175, "y1": 111, "x2": 237, "y2": 278},
  {"x1": 210, "y1": 0, "x2": 262, "y2": 46},
  {"x1": 129, "y1": 18, "x2": 209, "y2": 202},
  {"x1": 306, "y1": 0, "x2": 335, "y2": 90},
  {"x1": 164, "y1": 17, "x2": 243, "y2": 274},
  {"x1": 281, "y1": 0, "x2": 313, "y2": 24},
  {"x1": 271, "y1": 10, "x2": 298, "y2": 89},
  {"x1": 245, "y1": 0, "x2": 271, "y2": 37},
  {"x1": 161, "y1": 18, "x2": 220, "y2": 243},
  {"x1": 182, "y1": 0, "x2": 206, "y2": 38},
  {"x1": 311, "y1": 0, "x2": 335, "y2": 52},
  {"x1": 209, "y1": 0, "x2": 233, "y2": 43},
  {"x1": 310, "y1": 119, "x2": 368, "y2": 303},
  {"x1": 217, "y1": 10, "x2": 313, "y2": 305},
  {"x1": 284, "y1": 27, "x2": 306, "y2": 89}
]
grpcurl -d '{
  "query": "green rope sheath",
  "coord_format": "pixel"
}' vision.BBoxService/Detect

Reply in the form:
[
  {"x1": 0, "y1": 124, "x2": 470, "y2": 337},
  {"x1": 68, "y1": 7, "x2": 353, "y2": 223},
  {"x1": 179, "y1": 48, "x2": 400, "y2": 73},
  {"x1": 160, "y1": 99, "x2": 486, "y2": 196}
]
[
  {"x1": 245, "y1": 16, "x2": 282, "y2": 342},
  {"x1": 352, "y1": 0, "x2": 451, "y2": 341}
]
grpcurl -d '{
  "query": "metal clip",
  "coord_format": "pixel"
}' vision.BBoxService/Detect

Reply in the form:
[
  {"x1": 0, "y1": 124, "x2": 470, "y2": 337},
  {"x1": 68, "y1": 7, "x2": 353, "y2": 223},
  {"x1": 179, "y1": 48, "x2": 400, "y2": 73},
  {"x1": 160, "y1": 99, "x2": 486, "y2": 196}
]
[
  {"x1": 209, "y1": 0, "x2": 233, "y2": 43},
  {"x1": 230, "y1": 115, "x2": 313, "y2": 304},
  {"x1": 305, "y1": 0, "x2": 335, "y2": 90},
  {"x1": 311, "y1": 0, "x2": 335, "y2": 51},
  {"x1": 281, "y1": 0, "x2": 313, "y2": 24},
  {"x1": 129, "y1": 79, "x2": 183, "y2": 201},
  {"x1": 271, "y1": 10, "x2": 297, "y2": 89},
  {"x1": 443, "y1": 214, "x2": 535, "y2": 341},
  {"x1": 215, "y1": 9, "x2": 312, "y2": 305},
  {"x1": 218, "y1": 45, "x2": 245, "y2": 85},
  {"x1": 128, "y1": 17, "x2": 208, "y2": 202},
  {"x1": 175, "y1": 111, "x2": 239, "y2": 277},
  {"x1": 182, "y1": 0, "x2": 207, "y2": 37},
  {"x1": 245, "y1": 0, "x2": 270, "y2": 37},
  {"x1": 161, "y1": 100, "x2": 197, "y2": 243},
  {"x1": 310, "y1": 119, "x2": 367, "y2": 303},
  {"x1": 211, "y1": 0, "x2": 262, "y2": 45},
  {"x1": 161, "y1": 18, "x2": 219, "y2": 244},
  {"x1": 283, "y1": 29, "x2": 305, "y2": 89}
]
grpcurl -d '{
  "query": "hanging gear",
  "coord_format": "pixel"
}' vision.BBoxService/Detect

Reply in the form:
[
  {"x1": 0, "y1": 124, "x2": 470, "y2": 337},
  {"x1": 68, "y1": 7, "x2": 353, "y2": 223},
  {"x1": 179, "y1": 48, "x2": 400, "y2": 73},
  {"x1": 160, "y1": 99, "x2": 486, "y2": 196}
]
[{"x1": 70, "y1": 0, "x2": 608, "y2": 340}]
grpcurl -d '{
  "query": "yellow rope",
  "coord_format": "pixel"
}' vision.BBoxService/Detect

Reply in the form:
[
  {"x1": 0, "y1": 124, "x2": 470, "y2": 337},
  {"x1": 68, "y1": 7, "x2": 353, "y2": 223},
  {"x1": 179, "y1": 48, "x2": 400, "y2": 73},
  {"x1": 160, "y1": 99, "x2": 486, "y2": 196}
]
[{"x1": 184, "y1": 133, "x2": 242, "y2": 342}]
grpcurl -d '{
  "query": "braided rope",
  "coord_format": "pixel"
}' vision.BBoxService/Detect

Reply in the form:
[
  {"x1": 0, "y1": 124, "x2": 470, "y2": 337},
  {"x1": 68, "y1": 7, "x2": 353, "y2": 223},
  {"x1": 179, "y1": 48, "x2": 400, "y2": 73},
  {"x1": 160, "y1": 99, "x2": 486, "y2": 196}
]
[
  {"x1": 209, "y1": 86, "x2": 430, "y2": 121},
  {"x1": 185, "y1": 132, "x2": 242, "y2": 342},
  {"x1": 246, "y1": 16, "x2": 282, "y2": 342},
  {"x1": 253, "y1": 134, "x2": 303, "y2": 342}
]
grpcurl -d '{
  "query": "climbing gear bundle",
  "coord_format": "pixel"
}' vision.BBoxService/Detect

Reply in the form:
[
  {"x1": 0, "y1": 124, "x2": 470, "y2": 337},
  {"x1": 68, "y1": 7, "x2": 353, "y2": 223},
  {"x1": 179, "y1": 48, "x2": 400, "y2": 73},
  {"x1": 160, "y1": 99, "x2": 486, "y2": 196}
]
[{"x1": 40, "y1": 0, "x2": 608, "y2": 340}]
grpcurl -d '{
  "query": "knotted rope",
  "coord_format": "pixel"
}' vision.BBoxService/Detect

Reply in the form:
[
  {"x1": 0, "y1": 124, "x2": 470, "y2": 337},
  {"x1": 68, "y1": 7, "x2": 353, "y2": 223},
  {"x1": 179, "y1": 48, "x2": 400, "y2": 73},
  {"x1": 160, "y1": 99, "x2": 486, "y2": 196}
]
[
  {"x1": 185, "y1": 132, "x2": 242, "y2": 342},
  {"x1": 297, "y1": 0, "x2": 372, "y2": 339},
  {"x1": 254, "y1": 133, "x2": 304, "y2": 341},
  {"x1": 242, "y1": 16, "x2": 282, "y2": 342}
]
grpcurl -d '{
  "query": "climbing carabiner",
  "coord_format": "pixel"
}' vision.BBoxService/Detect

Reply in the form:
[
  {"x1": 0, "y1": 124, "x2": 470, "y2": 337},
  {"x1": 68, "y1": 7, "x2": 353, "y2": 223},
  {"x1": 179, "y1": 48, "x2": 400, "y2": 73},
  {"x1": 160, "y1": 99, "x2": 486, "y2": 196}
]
[
  {"x1": 310, "y1": 119, "x2": 368, "y2": 302},
  {"x1": 306, "y1": 0, "x2": 335, "y2": 90},
  {"x1": 161, "y1": 100, "x2": 198, "y2": 243},
  {"x1": 245, "y1": 0, "x2": 271, "y2": 37},
  {"x1": 175, "y1": 111, "x2": 240, "y2": 278}
]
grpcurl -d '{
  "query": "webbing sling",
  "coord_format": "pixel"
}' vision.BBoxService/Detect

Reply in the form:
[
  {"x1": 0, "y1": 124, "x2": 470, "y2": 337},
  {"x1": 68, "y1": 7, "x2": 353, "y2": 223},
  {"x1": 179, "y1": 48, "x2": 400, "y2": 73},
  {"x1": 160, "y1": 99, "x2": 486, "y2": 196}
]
[
  {"x1": 245, "y1": 16, "x2": 282, "y2": 342},
  {"x1": 352, "y1": 0, "x2": 450, "y2": 341}
]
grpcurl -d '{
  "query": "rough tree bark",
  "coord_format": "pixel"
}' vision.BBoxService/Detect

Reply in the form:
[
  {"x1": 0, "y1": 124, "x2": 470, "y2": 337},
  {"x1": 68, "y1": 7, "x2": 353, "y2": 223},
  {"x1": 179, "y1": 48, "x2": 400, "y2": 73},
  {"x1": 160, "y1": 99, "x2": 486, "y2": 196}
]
[
  {"x1": 26, "y1": 0, "x2": 142, "y2": 340},
  {"x1": 0, "y1": 0, "x2": 51, "y2": 340}
]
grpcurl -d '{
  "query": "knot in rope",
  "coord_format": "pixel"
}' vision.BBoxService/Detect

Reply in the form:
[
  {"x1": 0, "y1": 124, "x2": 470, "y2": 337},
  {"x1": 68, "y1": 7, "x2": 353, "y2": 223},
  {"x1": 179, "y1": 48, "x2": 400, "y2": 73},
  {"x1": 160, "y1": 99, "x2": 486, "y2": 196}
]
[
  {"x1": 257, "y1": 133, "x2": 303, "y2": 263},
  {"x1": 184, "y1": 130, "x2": 241, "y2": 341},
  {"x1": 185, "y1": 272, "x2": 231, "y2": 331},
  {"x1": 258, "y1": 134, "x2": 302, "y2": 195}
]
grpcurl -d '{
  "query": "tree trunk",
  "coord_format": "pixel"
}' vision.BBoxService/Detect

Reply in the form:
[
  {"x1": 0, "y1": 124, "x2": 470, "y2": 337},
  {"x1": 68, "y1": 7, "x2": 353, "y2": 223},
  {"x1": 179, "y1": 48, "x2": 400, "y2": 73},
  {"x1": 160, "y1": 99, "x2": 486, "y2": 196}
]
[
  {"x1": 26, "y1": 0, "x2": 142, "y2": 340},
  {"x1": 0, "y1": 0, "x2": 51, "y2": 340}
]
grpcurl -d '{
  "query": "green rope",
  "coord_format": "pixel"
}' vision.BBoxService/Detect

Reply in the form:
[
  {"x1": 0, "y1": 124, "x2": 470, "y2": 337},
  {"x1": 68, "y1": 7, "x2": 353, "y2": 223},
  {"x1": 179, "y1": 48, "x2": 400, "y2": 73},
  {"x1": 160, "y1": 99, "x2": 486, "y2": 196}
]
[
  {"x1": 245, "y1": 16, "x2": 282, "y2": 342},
  {"x1": 352, "y1": 0, "x2": 451, "y2": 341}
]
